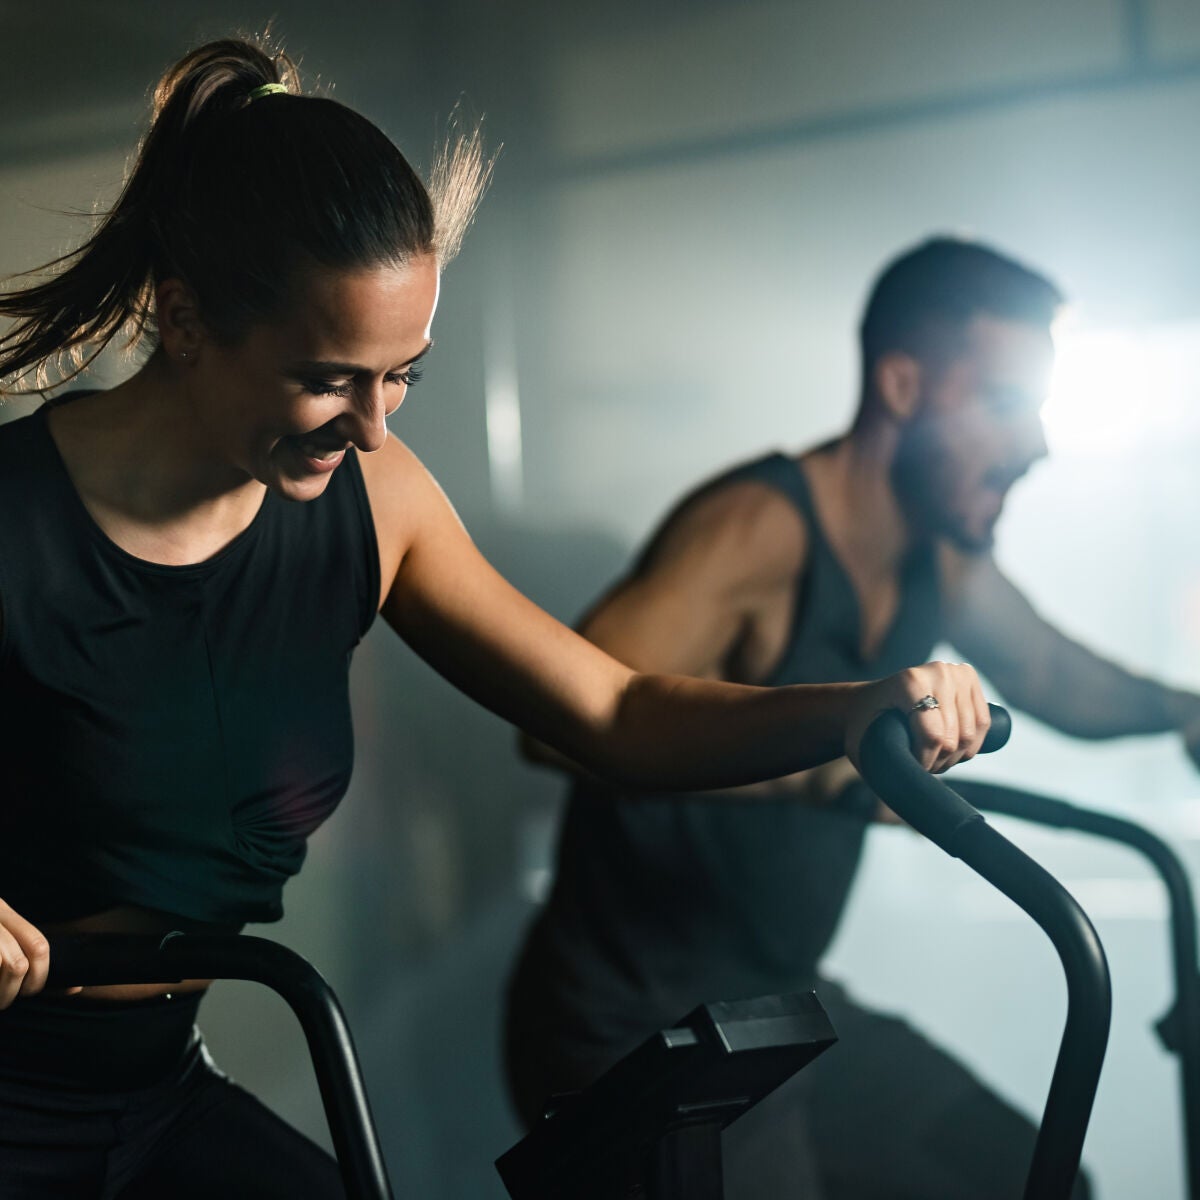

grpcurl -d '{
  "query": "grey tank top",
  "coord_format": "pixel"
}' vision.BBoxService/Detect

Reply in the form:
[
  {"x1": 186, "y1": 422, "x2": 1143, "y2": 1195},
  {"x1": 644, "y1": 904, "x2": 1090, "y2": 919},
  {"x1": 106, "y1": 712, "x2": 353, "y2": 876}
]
[{"x1": 524, "y1": 451, "x2": 943, "y2": 1045}]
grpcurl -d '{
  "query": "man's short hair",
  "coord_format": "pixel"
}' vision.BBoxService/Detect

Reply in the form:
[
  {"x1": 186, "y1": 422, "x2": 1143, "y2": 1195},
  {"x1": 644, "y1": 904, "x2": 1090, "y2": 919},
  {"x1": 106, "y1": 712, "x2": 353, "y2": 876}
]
[{"x1": 859, "y1": 236, "x2": 1065, "y2": 378}]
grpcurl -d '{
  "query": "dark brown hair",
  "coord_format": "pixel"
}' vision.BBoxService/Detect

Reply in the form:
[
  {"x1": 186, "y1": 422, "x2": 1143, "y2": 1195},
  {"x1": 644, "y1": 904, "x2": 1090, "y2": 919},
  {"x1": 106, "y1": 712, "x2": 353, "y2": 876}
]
[
  {"x1": 859, "y1": 235, "x2": 1064, "y2": 383},
  {"x1": 0, "y1": 35, "x2": 491, "y2": 394}
]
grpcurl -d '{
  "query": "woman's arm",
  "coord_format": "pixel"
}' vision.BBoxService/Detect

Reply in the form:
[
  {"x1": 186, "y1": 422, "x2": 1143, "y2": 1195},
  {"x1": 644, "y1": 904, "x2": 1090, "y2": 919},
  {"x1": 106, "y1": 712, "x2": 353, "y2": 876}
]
[
  {"x1": 361, "y1": 436, "x2": 989, "y2": 782},
  {"x1": 515, "y1": 476, "x2": 878, "y2": 809}
]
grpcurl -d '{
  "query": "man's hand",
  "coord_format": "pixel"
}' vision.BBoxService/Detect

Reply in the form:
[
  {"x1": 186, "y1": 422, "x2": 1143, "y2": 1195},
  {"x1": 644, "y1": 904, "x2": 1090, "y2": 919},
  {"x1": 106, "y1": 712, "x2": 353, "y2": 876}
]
[
  {"x1": 804, "y1": 759, "x2": 905, "y2": 824},
  {"x1": 801, "y1": 757, "x2": 861, "y2": 806}
]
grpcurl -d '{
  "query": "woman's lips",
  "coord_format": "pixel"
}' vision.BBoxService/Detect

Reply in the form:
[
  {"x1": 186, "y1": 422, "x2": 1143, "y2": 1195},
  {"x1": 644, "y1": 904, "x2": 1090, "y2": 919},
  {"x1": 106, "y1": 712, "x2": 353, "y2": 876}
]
[{"x1": 287, "y1": 436, "x2": 347, "y2": 475}]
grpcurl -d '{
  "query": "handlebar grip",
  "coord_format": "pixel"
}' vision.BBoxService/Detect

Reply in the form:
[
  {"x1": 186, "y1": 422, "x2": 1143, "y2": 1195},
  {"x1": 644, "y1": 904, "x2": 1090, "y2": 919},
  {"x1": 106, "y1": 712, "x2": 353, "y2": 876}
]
[
  {"x1": 980, "y1": 703, "x2": 1012, "y2": 754},
  {"x1": 857, "y1": 703, "x2": 1011, "y2": 856},
  {"x1": 45, "y1": 933, "x2": 186, "y2": 989}
]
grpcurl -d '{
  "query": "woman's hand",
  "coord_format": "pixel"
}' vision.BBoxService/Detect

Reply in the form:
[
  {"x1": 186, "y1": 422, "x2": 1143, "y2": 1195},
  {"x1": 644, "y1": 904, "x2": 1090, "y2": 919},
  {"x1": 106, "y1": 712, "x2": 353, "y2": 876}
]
[
  {"x1": 845, "y1": 661, "x2": 990, "y2": 774},
  {"x1": 0, "y1": 898, "x2": 53, "y2": 1009}
]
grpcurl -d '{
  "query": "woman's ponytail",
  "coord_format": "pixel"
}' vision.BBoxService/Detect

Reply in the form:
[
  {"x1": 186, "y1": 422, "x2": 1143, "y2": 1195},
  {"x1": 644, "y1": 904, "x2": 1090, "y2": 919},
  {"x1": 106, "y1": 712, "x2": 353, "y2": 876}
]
[
  {"x1": 1, "y1": 32, "x2": 490, "y2": 399},
  {"x1": 0, "y1": 36, "x2": 298, "y2": 395}
]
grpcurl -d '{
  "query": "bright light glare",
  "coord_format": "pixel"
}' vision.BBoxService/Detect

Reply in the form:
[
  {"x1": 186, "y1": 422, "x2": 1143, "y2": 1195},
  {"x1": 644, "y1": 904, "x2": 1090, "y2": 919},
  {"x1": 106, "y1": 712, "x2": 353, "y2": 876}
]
[{"x1": 1043, "y1": 321, "x2": 1199, "y2": 456}]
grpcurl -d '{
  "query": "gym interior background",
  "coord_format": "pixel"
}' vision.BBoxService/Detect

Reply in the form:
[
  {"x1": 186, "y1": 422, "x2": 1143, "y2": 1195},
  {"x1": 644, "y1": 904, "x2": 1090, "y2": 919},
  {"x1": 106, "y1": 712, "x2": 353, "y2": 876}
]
[{"x1": 2, "y1": 1, "x2": 1199, "y2": 1195}]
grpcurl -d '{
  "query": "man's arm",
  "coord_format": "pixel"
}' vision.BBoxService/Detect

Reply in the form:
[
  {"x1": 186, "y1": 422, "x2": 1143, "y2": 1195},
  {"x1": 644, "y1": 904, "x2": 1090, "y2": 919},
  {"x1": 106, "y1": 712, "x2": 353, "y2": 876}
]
[{"x1": 943, "y1": 547, "x2": 1200, "y2": 760}]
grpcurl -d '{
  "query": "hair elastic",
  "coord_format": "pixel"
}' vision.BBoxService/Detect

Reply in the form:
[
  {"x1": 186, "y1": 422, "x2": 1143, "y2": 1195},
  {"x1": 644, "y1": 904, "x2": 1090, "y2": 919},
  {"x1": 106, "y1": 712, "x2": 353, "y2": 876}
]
[{"x1": 247, "y1": 82, "x2": 288, "y2": 102}]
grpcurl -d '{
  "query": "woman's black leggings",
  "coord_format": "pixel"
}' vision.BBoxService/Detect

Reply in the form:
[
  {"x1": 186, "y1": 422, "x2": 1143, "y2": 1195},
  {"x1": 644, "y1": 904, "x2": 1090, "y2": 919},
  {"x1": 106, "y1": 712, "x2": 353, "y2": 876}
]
[{"x1": 0, "y1": 992, "x2": 346, "y2": 1199}]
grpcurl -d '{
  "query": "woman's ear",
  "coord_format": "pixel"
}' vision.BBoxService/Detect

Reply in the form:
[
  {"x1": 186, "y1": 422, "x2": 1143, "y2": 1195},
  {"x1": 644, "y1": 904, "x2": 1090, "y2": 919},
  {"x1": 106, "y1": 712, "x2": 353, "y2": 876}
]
[
  {"x1": 155, "y1": 278, "x2": 204, "y2": 363},
  {"x1": 873, "y1": 351, "x2": 923, "y2": 422}
]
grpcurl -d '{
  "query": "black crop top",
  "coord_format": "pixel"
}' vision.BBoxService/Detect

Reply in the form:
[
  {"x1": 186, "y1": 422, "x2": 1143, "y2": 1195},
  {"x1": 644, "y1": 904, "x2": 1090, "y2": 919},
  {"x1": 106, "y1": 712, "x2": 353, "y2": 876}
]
[{"x1": 0, "y1": 403, "x2": 380, "y2": 925}]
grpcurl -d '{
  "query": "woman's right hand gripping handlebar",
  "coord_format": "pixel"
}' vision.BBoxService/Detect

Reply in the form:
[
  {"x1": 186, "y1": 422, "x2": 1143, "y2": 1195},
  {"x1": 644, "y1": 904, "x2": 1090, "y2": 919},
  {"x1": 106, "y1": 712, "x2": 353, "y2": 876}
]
[
  {"x1": 0, "y1": 898, "x2": 55, "y2": 1009},
  {"x1": 844, "y1": 661, "x2": 991, "y2": 775}
]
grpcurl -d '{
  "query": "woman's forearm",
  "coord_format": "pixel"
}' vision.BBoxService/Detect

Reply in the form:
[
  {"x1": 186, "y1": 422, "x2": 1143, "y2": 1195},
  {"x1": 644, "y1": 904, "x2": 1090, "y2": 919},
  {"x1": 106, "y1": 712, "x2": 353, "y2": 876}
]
[
  {"x1": 580, "y1": 673, "x2": 861, "y2": 792},
  {"x1": 570, "y1": 661, "x2": 988, "y2": 792}
]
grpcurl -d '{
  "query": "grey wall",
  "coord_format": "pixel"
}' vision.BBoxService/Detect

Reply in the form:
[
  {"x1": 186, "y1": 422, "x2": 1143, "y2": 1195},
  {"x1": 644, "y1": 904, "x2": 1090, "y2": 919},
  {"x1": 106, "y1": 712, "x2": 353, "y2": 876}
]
[{"x1": 4, "y1": 3, "x2": 1200, "y2": 1196}]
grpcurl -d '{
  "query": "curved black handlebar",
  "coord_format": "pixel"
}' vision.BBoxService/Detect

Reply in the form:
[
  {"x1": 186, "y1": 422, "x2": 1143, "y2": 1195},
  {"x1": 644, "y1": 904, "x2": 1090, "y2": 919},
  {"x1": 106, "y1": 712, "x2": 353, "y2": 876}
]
[
  {"x1": 954, "y1": 780, "x2": 1200, "y2": 1200},
  {"x1": 857, "y1": 702, "x2": 1010, "y2": 851},
  {"x1": 45, "y1": 933, "x2": 392, "y2": 1200},
  {"x1": 981, "y1": 703, "x2": 1014, "y2": 755},
  {"x1": 858, "y1": 705, "x2": 1111, "y2": 1200}
]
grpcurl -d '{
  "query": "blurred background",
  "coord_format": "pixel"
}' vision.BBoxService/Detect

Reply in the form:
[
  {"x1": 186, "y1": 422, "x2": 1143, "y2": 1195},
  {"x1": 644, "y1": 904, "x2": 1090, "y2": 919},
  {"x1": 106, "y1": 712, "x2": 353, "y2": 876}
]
[{"x1": 3, "y1": 1, "x2": 1199, "y2": 1195}]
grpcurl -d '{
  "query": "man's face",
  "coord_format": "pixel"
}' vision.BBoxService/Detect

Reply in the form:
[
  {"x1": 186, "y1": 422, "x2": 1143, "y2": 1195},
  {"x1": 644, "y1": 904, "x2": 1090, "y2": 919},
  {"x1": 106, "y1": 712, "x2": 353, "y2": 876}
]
[{"x1": 891, "y1": 314, "x2": 1054, "y2": 551}]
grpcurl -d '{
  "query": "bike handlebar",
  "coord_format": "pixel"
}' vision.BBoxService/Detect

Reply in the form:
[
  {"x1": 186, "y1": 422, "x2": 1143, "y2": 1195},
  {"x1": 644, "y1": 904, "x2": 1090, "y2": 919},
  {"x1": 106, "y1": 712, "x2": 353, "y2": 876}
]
[
  {"x1": 45, "y1": 933, "x2": 393, "y2": 1200},
  {"x1": 954, "y1": 779, "x2": 1200, "y2": 1200},
  {"x1": 858, "y1": 702, "x2": 1011, "y2": 853},
  {"x1": 857, "y1": 704, "x2": 1110, "y2": 1200}
]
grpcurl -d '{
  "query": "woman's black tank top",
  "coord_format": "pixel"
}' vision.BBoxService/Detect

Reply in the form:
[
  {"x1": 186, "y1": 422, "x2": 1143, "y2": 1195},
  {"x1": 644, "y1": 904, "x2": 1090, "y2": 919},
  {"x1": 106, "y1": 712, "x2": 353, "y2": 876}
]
[
  {"x1": 524, "y1": 451, "x2": 943, "y2": 1045},
  {"x1": 0, "y1": 403, "x2": 380, "y2": 925}
]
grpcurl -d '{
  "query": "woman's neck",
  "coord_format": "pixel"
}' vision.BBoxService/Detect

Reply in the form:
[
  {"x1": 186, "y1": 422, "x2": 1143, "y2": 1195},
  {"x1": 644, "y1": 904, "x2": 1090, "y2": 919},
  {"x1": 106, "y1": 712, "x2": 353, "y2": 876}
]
[{"x1": 47, "y1": 357, "x2": 268, "y2": 566}]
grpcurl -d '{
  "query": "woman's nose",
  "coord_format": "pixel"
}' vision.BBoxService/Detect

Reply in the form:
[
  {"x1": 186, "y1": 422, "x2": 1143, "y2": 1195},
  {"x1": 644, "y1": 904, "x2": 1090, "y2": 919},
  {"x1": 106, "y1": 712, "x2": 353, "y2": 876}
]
[{"x1": 350, "y1": 383, "x2": 398, "y2": 453}]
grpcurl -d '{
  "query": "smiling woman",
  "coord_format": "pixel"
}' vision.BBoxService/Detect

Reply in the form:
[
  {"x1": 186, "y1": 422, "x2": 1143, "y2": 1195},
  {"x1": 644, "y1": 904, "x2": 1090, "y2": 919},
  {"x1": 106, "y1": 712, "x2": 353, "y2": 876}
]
[{"x1": 0, "y1": 31, "x2": 993, "y2": 1199}]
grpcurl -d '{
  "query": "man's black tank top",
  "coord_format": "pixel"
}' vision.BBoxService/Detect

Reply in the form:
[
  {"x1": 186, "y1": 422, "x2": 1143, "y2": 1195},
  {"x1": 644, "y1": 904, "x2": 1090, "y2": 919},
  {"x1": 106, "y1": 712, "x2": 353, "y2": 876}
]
[
  {"x1": 0, "y1": 403, "x2": 380, "y2": 925},
  {"x1": 521, "y1": 451, "x2": 942, "y2": 1047}
]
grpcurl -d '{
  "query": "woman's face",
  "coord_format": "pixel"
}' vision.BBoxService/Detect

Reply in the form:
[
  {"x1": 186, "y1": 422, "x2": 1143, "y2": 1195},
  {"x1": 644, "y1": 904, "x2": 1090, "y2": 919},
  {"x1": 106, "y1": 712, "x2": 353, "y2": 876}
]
[{"x1": 193, "y1": 255, "x2": 440, "y2": 501}]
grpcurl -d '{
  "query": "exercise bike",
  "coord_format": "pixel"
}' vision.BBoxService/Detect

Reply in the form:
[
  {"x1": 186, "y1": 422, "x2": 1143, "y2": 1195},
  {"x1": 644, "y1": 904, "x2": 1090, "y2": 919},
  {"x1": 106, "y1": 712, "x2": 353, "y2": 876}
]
[{"x1": 497, "y1": 706, "x2": 1115, "y2": 1200}]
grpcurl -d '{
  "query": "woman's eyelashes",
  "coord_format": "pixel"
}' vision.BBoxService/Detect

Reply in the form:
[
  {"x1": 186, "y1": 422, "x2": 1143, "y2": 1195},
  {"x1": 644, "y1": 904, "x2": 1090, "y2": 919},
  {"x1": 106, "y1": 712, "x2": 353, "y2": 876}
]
[{"x1": 301, "y1": 365, "x2": 424, "y2": 398}]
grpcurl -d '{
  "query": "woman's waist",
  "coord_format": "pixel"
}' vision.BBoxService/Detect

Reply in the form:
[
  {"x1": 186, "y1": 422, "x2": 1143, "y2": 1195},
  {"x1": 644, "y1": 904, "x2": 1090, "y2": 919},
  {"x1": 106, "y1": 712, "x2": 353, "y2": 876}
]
[{"x1": 0, "y1": 985, "x2": 207, "y2": 1091}]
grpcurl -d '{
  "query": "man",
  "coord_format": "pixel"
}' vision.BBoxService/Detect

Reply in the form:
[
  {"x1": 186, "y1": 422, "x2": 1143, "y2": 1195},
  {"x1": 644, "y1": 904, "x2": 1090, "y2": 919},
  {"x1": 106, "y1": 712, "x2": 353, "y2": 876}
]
[{"x1": 504, "y1": 237, "x2": 1200, "y2": 1199}]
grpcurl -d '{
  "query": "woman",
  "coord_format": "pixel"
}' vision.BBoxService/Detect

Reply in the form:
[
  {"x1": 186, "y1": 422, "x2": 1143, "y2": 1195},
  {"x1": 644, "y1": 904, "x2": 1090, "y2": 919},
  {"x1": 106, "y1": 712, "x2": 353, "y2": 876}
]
[{"x1": 0, "y1": 35, "x2": 989, "y2": 1198}]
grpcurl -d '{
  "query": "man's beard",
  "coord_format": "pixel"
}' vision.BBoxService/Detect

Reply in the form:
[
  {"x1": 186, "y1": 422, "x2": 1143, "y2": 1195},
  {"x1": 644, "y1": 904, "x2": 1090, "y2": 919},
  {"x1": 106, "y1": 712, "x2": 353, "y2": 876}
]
[{"x1": 890, "y1": 409, "x2": 994, "y2": 553}]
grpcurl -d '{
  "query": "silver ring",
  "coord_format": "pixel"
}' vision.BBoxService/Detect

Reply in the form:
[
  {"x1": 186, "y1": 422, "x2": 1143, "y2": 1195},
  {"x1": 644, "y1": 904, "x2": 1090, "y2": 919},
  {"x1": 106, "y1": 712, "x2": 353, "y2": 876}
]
[{"x1": 910, "y1": 694, "x2": 940, "y2": 713}]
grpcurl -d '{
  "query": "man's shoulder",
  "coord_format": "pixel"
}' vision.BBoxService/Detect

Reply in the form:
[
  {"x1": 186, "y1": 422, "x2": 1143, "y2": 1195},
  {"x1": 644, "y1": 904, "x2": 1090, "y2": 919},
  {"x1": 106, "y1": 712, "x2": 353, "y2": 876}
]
[
  {"x1": 643, "y1": 454, "x2": 810, "y2": 585},
  {"x1": 678, "y1": 447, "x2": 810, "y2": 519}
]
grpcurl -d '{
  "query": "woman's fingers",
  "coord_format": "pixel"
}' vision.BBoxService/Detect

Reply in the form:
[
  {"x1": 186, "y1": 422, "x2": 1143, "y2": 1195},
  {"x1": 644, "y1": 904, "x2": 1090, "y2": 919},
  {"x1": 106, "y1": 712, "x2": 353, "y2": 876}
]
[
  {"x1": 0, "y1": 923, "x2": 31, "y2": 1009},
  {"x1": 844, "y1": 660, "x2": 993, "y2": 773},
  {"x1": 903, "y1": 663, "x2": 953, "y2": 772},
  {"x1": 898, "y1": 662, "x2": 988, "y2": 773},
  {"x1": 949, "y1": 676, "x2": 978, "y2": 770},
  {"x1": 908, "y1": 693, "x2": 951, "y2": 771},
  {"x1": 965, "y1": 666, "x2": 991, "y2": 761},
  {"x1": 0, "y1": 900, "x2": 51, "y2": 1007}
]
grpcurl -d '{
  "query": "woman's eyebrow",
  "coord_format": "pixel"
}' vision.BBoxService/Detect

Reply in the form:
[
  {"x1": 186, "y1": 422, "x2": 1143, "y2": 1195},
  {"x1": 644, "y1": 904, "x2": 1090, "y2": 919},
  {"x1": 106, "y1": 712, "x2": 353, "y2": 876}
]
[
  {"x1": 402, "y1": 339, "x2": 435, "y2": 366},
  {"x1": 288, "y1": 340, "x2": 435, "y2": 375}
]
